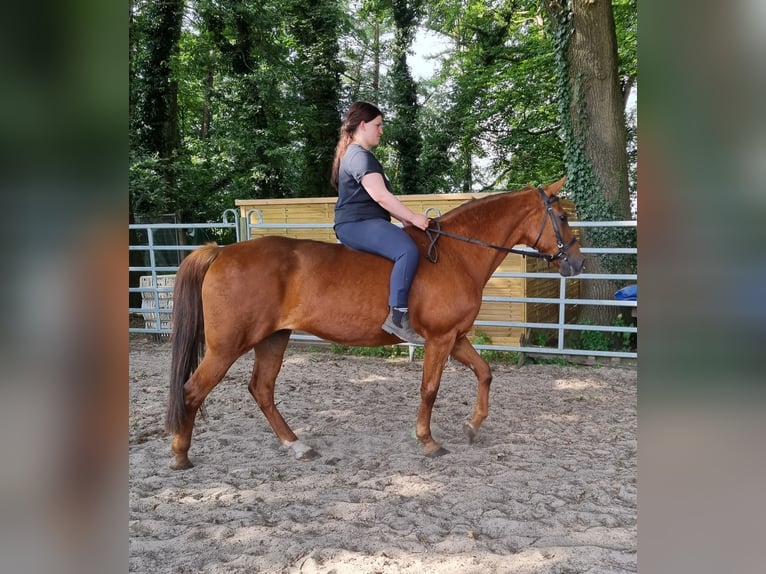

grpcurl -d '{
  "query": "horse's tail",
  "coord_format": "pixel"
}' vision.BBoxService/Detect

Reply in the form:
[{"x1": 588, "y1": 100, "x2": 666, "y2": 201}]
[{"x1": 165, "y1": 243, "x2": 221, "y2": 434}]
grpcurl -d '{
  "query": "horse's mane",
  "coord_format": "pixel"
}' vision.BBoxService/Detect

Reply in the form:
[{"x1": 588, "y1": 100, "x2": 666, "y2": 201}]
[{"x1": 437, "y1": 186, "x2": 536, "y2": 227}]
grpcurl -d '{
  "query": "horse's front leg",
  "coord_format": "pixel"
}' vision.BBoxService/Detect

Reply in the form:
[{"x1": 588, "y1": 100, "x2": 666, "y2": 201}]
[
  {"x1": 415, "y1": 335, "x2": 457, "y2": 457},
  {"x1": 450, "y1": 335, "x2": 493, "y2": 444}
]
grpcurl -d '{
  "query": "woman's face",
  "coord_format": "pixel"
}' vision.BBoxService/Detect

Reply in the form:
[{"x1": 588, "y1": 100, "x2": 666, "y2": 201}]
[{"x1": 355, "y1": 115, "x2": 383, "y2": 149}]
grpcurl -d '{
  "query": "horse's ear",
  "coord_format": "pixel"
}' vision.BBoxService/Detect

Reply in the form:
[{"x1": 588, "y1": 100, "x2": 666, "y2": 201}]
[{"x1": 546, "y1": 176, "x2": 567, "y2": 196}]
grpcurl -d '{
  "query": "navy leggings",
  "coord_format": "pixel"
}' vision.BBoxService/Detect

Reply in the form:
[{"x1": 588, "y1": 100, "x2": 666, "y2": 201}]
[{"x1": 335, "y1": 218, "x2": 420, "y2": 309}]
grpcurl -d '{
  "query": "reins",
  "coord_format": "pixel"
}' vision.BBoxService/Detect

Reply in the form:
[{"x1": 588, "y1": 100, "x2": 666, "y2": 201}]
[
  {"x1": 425, "y1": 221, "x2": 546, "y2": 263},
  {"x1": 423, "y1": 187, "x2": 576, "y2": 264}
]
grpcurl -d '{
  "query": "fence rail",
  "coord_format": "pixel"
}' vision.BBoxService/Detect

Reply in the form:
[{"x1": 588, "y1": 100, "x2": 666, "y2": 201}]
[{"x1": 130, "y1": 212, "x2": 637, "y2": 360}]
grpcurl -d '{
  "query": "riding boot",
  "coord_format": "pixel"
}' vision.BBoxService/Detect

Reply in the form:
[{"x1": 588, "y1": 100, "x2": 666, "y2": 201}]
[{"x1": 382, "y1": 307, "x2": 425, "y2": 345}]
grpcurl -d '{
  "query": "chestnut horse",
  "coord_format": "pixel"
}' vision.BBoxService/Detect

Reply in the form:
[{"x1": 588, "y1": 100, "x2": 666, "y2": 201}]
[{"x1": 165, "y1": 177, "x2": 584, "y2": 469}]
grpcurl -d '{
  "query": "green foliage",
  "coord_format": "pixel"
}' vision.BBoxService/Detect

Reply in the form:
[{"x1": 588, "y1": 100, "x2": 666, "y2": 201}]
[
  {"x1": 572, "y1": 316, "x2": 636, "y2": 353},
  {"x1": 613, "y1": 0, "x2": 638, "y2": 86},
  {"x1": 576, "y1": 320, "x2": 612, "y2": 352},
  {"x1": 129, "y1": 0, "x2": 637, "y2": 223},
  {"x1": 379, "y1": 0, "x2": 423, "y2": 194},
  {"x1": 531, "y1": 330, "x2": 550, "y2": 347},
  {"x1": 419, "y1": 1, "x2": 567, "y2": 193},
  {"x1": 288, "y1": 0, "x2": 344, "y2": 197},
  {"x1": 614, "y1": 0, "x2": 638, "y2": 205},
  {"x1": 129, "y1": 149, "x2": 170, "y2": 217},
  {"x1": 330, "y1": 344, "x2": 419, "y2": 359},
  {"x1": 471, "y1": 331, "x2": 519, "y2": 363},
  {"x1": 130, "y1": 0, "x2": 184, "y2": 156},
  {"x1": 131, "y1": 0, "x2": 342, "y2": 223},
  {"x1": 472, "y1": 331, "x2": 492, "y2": 345},
  {"x1": 613, "y1": 312, "x2": 635, "y2": 352},
  {"x1": 528, "y1": 355, "x2": 569, "y2": 367}
]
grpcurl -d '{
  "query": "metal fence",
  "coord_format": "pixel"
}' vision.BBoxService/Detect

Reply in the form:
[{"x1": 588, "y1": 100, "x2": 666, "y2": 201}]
[
  {"x1": 129, "y1": 211, "x2": 637, "y2": 360},
  {"x1": 128, "y1": 209, "x2": 240, "y2": 335}
]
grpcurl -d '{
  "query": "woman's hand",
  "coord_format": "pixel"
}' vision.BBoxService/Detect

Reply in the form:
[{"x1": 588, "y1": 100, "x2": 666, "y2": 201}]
[
  {"x1": 360, "y1": 173, "x2": 431, "y2": 231},
  {"x1": 407, "y1": 213, "x2": 430, "y2": 231}
]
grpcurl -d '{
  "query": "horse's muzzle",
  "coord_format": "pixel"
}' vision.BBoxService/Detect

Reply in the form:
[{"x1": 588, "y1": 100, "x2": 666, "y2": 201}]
[{"x1": 558, "y1": 254, "x2": 585, "y2": 277}]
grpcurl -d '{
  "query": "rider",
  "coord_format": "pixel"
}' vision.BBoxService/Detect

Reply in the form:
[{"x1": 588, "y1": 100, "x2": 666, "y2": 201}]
[{"x1": 330, "y1": 101, "x2": 429, "y2": 344}]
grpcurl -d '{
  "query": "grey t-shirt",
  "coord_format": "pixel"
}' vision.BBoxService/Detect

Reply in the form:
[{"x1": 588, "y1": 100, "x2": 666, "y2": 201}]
[{"x1": 334, "y1": 144, "x2": 391, "y2": 226}]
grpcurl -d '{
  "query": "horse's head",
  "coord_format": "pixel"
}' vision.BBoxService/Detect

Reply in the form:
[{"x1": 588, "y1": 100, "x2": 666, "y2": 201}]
[{"x1": 530, "y1": 177, "x2": 585, "y2": 277}]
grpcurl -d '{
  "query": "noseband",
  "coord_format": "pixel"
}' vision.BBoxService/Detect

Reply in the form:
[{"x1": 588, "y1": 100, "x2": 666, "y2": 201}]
[{"x1": 424, "y1": 187, "x2": 577, "y2": 264}]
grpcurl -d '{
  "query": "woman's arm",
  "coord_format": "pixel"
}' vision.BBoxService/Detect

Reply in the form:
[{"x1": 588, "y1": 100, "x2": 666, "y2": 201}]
[{"x1": 360, "y1": 173, "x2": 430, "y2": 230}]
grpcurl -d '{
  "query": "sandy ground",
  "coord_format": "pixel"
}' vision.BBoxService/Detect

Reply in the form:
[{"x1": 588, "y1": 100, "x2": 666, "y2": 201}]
[{"x1": 129, "y1": 339, "x2": 636, "y2": 573}]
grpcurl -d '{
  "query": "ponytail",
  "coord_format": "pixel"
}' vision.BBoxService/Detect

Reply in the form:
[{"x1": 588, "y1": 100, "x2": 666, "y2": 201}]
[
  {"x1": 330, "y1": 101, "x2": 383, "y2": 191},
  {"x1": 330, "y1": 129, "x2": 353, "y2": 191}
]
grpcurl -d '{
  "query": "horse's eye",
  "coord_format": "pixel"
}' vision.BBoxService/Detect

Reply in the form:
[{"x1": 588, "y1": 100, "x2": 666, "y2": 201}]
[{"x1": 559, "y1": 214, "x2": 568, "y2": 222}]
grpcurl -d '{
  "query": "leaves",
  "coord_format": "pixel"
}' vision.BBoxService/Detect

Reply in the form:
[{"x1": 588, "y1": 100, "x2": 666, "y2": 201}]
[{"x1": 130, "y1": 0, "x2": 637, "y2": 222}]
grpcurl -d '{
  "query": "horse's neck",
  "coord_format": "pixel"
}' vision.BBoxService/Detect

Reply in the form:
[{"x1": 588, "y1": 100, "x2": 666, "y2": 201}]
[{"x1": 442, "y1": 191, "x2": 537, "y2": 283}]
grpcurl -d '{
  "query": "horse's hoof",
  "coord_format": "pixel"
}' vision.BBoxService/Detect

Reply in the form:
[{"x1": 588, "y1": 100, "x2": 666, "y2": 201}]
[
  {"x1": 170, "y1": 457, "x2": 194, "y2": 470},
  {"x1": 425, "y1": 446, "x2": 449, "y2": 458},
  {"x1": 286, "y1": 440, "x2": 320, "y2": 461},
  {"x1": 463, "y1": 421, "x2": 476, "y2": 444},
  {"x1": 297, "y1": 448, "x2": 320, "y2": 461}
]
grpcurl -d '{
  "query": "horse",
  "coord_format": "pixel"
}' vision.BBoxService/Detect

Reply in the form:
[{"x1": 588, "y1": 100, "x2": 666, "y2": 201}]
[{"x1": 165, "y1": 176, "x2": 584, "y2": 469}]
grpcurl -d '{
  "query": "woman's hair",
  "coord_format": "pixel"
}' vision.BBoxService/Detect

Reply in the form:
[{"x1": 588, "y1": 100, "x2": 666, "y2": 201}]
[{"x1": 330, "y1": 101, "x2": 383, "y2": 191}]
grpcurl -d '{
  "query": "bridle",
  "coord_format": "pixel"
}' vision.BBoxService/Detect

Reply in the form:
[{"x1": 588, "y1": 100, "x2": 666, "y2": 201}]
[{"x1": 424, "y1": 187, "x2": 577, "y2": 264}]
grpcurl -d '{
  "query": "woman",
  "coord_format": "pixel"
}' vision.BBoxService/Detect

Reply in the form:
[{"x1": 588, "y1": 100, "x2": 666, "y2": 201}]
[{"x1": 331, "y1": 101, "x2": 429, "y2": 344}]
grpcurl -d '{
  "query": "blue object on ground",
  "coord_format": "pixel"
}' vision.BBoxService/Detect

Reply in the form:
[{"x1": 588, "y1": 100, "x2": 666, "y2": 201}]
[{"x1": 614, "y1": 284, "x2": 637, "y2": 301}]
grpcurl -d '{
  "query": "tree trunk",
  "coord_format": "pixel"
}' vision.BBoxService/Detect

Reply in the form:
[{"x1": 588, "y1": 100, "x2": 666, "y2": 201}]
[
  {"x1": 547, "y1": 0, "x2": 633, "y2": 328},
  {"x1": 200, "y1": 65, "x2": 213, "y2": 139},
  {"x1": 372, "y1": 21, "x2": 380, "y2": 100},
  {"x1": 290, "y1": 0, "x2": 342, "y2": 197},
  {"x1": 141, "y1": 0, "x2": 184, "y2": 191},
  {"x1": 460, "y1": 136, "x2": 472, "y2": 193},
  {"x1": 568, "y1": 0, "x2": 630, "y2": 216}
]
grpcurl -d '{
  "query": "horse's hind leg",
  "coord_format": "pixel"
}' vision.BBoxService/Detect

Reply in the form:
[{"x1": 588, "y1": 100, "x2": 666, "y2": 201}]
[
  {"x1": 171, "y1": 350, "x2": 241, "y2": 469},
  {"x1": 248, "y1": 330, "x2": 319, "y2": 461},
  {"x1": 450, "y1": 335, "x2": 493, "y2": 444}
]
